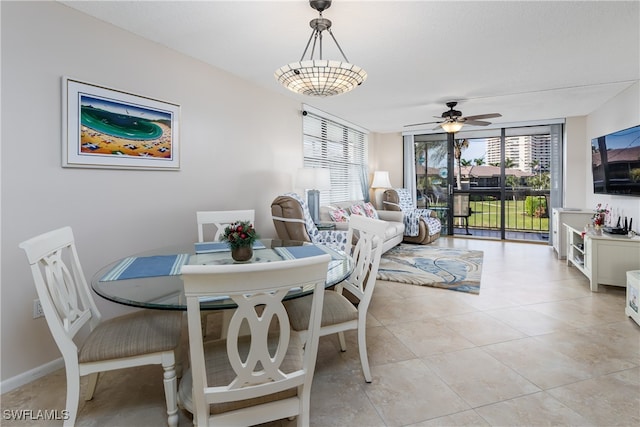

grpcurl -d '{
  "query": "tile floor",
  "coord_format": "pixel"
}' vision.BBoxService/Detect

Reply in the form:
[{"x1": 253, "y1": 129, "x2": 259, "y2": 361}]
[{"x1": 2, "y1": 238, "x2": 639, "y2": 426}]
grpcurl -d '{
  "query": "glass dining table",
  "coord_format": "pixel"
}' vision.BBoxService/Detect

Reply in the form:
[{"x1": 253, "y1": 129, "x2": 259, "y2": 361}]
[{"x1": 91, "y1": 239, "x2": 353, "y2": 311}]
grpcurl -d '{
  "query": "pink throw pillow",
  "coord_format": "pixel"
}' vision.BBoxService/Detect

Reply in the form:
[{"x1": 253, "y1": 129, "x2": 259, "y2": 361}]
[
  {"x1": 329, "y1": 208, "x2": 350, "y2": 222},
  {"x1": 350, "y1": 204, "x2": 366, "y2": 216},
  {"x1": 363, "y1": 202, "x2": 379, "y2": 219}
]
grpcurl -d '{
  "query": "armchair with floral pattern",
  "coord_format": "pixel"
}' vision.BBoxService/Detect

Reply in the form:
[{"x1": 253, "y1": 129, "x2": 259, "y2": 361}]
[
  {"x1": 271, "y1": 193, "x2": 349, "y2": 251},
  {"x1": 382, "y1": 188, "x2": 441, "y2": 244}
]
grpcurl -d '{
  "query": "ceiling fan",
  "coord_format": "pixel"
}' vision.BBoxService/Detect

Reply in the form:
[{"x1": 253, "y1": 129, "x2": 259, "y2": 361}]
[{"x1": 405, "y1": 101, "x2": 502, "y2": 133}]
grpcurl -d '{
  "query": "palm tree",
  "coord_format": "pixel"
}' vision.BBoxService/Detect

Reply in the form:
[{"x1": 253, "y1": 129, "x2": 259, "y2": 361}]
[
  {"x1": 474, "y1": 157, "x2": 485, "y2": 166},
  {"x1": 453, "y1": 138, "x2": 469, "y2": 189},
  {"x1": 504, "y1": 157, "x2": 516, "y2": 169},
  {"x1": 460, "y1": 159, "x2": 472, "y2": 166}
]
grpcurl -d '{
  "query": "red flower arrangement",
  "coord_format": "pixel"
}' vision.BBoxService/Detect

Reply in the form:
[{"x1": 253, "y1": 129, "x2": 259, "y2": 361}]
[
  {"x1": 593, "y1": 203, "x2": 609, "y2": 226},
  {"x1": 220, "y1": 221, "x2": 258, "y2": 249}
]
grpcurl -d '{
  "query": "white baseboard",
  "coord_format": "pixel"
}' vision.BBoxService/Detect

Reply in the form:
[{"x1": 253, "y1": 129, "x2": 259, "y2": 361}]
[{"x1": 1, "y1": 358, "x2": 64, "y2": 394}]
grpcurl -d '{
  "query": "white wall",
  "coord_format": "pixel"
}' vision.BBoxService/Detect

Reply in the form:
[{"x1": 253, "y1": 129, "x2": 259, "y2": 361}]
[
  {"x1": 585, "y1": 82, "x2": 640, "y2": 227},
  {"x1": 1, "y1": 1, "x2": 307, "y2": 385},
  {"x1": 564, "y1": 116, "x2": 588, "y2": 208}
]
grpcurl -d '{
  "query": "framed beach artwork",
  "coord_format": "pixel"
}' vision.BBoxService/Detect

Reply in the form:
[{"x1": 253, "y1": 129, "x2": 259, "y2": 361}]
[{"x1": 62, "y1": 77, "x2": 180, "y2": 170}]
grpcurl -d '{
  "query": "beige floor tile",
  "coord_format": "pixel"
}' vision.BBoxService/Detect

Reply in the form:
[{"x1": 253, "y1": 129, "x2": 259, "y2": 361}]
[
  {"x1": 364, "y1": 359, "x2": 470, "y2": 426},
  {"x1": 474, "y1": 391, "x2": 596, "y2": 426},
  {"x1": 531, "y1": 323, "x2": 640, "y2": 375},
  {"x1": 362, "y1": 325, "x2": 417, "y2": 367},
  {"x1": 483, "y1": 336, "x2": 597, "y2": 389},
  {"x1": 547, "y1": 367, "x2": 640, "y2": 426},
  {"x1": 484, "y1": 305, "x2": 578, "y2": 336},
  {"x1": 526, "y1": 292, "x2": 628, "y2": 328},
  {"x1": 442, "y1": 311, "x2": 526, "y2": 346},
  {"x1": 409, "y1": 409, "x2": 490, "y2": 427},
  {"x1": 385, "y1": 318, "x2": 476, "y2": 357},
  {"x1": 307, "y1": 371, "x2": 386, "y2": 427},
  {"x1": 425, "y1": 347, "x2": 540, "y2": 407}
]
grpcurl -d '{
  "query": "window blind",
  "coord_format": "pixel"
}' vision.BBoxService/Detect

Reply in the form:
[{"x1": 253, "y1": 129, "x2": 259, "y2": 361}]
[{"x1": 302, "y1": 107, "x2": 368, "y2": 205}]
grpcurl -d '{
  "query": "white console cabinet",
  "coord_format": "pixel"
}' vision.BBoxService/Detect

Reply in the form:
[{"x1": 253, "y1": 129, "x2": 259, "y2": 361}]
[
  {"x1": 551, "y1": 208, "x2": 594, "y2": 259},
  {"x1": 566, "y1": 225, "x2": 640, "y2": 292}
]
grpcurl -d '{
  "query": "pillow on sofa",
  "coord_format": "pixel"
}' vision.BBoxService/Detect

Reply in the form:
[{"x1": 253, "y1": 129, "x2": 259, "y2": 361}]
[
  {"x1": 329, "y1": 207, "x2": 350, "y2": 222},
  {"x1": 363, "y1": 202, "x2": 379, "y2": 219},
  {"x1": 350, "y1": 204, "x2": 366, "y2": 216}
]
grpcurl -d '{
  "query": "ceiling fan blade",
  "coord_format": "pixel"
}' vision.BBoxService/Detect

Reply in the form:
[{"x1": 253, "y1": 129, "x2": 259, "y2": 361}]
[
  {"x1": 464, "y1": 120, "x2": 491, "y2": 126},
  {"x1": 404, "y1": 121, "x2": 441, "y2": 127},
  {"x1": 433, "y1": 124, "x2": 444, "y2": 130},
  {"x1": 463, "y1": 113, "x2": 502, "y2": 121}
]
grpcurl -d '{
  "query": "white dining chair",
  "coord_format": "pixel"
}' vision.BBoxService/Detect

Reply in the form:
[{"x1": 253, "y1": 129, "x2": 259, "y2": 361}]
[
  {"x1": 196, "y1": 209, "x2": 255, "y2": 338},
  {"x1": 196, "y1": 210, "x2": 255, "y2": 243},
  {"x1": 284, "y1": 214, "x2": 387, "y2": 383},
  {"x1": 19, "y1": 226, "x2": 181, "y2": 427},
  {"x1": 178, "y1": 254, "x2": 330, "y2": 427}
]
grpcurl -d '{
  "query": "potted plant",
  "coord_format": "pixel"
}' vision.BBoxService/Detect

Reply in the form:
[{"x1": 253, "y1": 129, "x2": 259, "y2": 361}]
[{"x1": 220, "y1": 220, "x2": 258, "y2": 262}]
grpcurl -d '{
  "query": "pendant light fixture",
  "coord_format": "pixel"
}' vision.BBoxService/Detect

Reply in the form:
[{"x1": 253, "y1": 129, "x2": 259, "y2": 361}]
[{"x1": 274, "y1": 0, "x2": 367, "y2": 97}]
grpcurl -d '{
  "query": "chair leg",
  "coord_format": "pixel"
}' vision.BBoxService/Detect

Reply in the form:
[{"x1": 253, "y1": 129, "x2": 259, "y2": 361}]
[
  {"x1": 337, "y1": 331, "x2": 347, "y2": 352},
  {"x1": 84, "y1": 372, "x2": 99, "y2": 401},
  {"x1": 63, "y1": 367, "x2": 80, "y2": 427},
  {"x1": 200, "y1": 312, "x2": 208, "y2": 338},
  {"x1": 162, "y1": 353, "x2": 179, "y2": 427},
  {"x1": 357, "y1": 324, "x2": 372, "y2": 383}
]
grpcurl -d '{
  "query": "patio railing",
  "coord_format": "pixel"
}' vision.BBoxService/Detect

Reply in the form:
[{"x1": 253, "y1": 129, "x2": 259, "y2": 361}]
[
  {"x1": 463, "y1": 188, "x2": 549, "y2": 237},
  {"x1": 426, "y1": 188, "x2": 550, "y2": 239}
]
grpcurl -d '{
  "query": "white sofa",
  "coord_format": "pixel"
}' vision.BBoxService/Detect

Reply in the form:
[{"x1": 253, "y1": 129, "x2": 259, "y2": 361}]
[
  {"x1": 271, "y1": 194, "x2": 404, "y2": 254},
  {"x1": 319, "y1": 200, "x2": 404, "y2": 253}
]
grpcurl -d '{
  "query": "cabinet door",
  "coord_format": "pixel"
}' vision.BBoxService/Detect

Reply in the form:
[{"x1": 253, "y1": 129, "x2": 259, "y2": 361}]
[
  {"x1": 584, "y1": 237, "x2": 593, "y2": 273},
  {"x1": 595, "y1": 241, "x2": 640, "y2": 286}
]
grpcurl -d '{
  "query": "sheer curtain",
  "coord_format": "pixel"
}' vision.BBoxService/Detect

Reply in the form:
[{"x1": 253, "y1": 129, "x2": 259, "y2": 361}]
[{"x1": 403, "y1": 134, "x2": 417, "y2": 208}]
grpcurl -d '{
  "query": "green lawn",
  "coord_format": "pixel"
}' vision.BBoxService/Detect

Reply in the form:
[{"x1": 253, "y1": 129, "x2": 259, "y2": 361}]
[{"x1": 468, "y1": 200, "x2": 549, "y2": 232}]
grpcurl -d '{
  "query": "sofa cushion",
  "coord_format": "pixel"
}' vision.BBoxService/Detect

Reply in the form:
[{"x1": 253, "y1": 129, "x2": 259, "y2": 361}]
[{"x1": 385, "y1": 222, "x2": 405, "y2": 240}]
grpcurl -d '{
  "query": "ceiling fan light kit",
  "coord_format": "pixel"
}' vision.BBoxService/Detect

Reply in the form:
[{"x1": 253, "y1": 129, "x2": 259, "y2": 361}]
[
  {"x1": 274, "y1": 0, "x2": 367, "y2": 97},
  {"x1": 441, "y1": 121, "x2": 464, "y2": 133},
  {"x1": 405, "y1": 101, "x2": 502, "y2": 133}
]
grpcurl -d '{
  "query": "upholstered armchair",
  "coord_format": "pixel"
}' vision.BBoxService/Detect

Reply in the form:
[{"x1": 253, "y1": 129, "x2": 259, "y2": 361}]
[
  {"x1": 382, "y1": 188, "x2": 441, "y2": 244},
  {"x1": 271, "y1": 192, "x2": 349, "y2": 251}
]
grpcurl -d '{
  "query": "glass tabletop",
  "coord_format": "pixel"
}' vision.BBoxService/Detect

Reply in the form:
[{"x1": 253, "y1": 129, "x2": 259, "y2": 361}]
[{"x1": 91, "y1": 239, "x2": 353, "y2": 310}]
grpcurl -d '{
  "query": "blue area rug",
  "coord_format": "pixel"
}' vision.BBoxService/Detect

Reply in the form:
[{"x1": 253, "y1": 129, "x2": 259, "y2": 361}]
[{"x1": 377, "y1": 244, "x2": 483, "y2": 294}]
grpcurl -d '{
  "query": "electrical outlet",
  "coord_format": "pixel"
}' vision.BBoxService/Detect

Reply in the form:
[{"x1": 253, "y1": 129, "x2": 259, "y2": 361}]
[{"x1": 33, "y1": 299, "x2": 44, "y2": 319}]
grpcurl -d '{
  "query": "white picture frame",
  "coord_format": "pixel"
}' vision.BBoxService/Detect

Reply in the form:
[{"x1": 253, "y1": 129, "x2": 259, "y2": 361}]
[{"x1": 62, "y1": 77, "x2": 180, "y2": 170}]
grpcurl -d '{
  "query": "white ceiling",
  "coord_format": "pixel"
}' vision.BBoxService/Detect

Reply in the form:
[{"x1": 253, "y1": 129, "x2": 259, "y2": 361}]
[{"x1": 60, "y1": 0, "x2": 639, "y2": 134}]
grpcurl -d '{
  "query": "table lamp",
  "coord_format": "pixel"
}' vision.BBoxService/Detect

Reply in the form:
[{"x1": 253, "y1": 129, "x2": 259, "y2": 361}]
[
  {"x1": 371, "y1": 170, "x2": 392, "y2": 209},
  {"x1": 296, "y1": 167, "x2": 331, "y2": 224}
]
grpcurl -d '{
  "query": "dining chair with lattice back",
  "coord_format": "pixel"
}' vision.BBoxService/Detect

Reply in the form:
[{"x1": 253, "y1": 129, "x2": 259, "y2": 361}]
[
  {"x1": 178, "y1": 254, "x2": 331, "y2": 426},
  {"x1": 196, "y1": 209, "x2": 255, "y2": 337},
  {"x1": 19, "y1": 226, "x2": 181, "y2": 427},
  {"x1": 284, "y1": 214, "x2": 387, "y2": 383}
]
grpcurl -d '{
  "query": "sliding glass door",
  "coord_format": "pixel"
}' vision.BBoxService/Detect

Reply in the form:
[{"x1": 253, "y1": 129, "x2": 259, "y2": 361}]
[
  {"x1": 413, "y1": 134, "x2": 452, "y2": 234},
  {"x1": 407, "y1": 123, "x2": 562, "y2": 241}
]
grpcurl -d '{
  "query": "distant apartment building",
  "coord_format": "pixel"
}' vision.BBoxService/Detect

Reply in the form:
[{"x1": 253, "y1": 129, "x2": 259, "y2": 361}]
[{"x1": 486, "y1": 135, "x2": 551, "y2": 173}]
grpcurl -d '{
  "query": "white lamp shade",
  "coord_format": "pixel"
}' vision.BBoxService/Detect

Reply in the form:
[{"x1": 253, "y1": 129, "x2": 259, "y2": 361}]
[
  {"x1": 441, "y1": 121, "x2": 464, "y2": 133},
  {"x1": 371, "y1": 171, "x2": 392, "y2": 188},
  {"x1": 296, "y1": 168, "x2": 331, "y2": 190}
]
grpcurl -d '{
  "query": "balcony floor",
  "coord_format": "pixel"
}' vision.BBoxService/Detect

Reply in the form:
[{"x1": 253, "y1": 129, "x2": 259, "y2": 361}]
[{"x1": 453, "y1": 226, "x2": 549, "y2": 243}]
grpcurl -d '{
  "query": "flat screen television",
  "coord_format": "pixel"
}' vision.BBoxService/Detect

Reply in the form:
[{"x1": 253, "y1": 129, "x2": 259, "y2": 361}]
[{"x1": 591, "y1": 124, "x2": 640, "y2": 197}]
